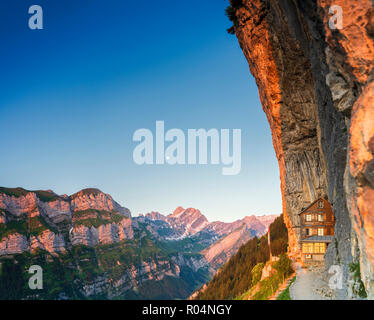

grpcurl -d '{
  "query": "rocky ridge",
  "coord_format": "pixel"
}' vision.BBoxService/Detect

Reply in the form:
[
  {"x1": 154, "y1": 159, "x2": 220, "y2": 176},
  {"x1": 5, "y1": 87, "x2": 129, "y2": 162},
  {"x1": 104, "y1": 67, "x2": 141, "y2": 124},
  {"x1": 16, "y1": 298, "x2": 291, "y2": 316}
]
[
  {"x1": 0, "y1": 187, "x2": 133, "y2": 255},
  {"x1": 143, "y1": 207, "x2": 277, "y2": 241}
]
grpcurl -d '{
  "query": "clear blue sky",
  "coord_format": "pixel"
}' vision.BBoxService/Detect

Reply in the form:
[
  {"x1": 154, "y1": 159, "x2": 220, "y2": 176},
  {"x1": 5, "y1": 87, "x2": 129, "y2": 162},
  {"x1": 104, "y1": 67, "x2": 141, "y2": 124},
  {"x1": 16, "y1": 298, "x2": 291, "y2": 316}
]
[{"x1": 0, "y1": 0, "x2": 282, "y2": 222}]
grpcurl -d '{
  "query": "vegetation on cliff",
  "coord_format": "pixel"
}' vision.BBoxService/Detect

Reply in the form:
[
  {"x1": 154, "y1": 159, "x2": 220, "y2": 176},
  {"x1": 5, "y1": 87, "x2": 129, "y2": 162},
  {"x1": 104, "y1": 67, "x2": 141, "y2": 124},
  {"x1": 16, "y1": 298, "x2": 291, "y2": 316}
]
[
  {"x1": 349, "y1": 262, "x2": 367, "y2": 298},
  {"x1": 0, "y1": 213, "x2": 59, "y2": 241},
  {"x1": 0, "y1": 187, "x2": 61, "y2": 202},
  {"x1": 73, "y1": 209, "x2": 127, "y2": 228}
]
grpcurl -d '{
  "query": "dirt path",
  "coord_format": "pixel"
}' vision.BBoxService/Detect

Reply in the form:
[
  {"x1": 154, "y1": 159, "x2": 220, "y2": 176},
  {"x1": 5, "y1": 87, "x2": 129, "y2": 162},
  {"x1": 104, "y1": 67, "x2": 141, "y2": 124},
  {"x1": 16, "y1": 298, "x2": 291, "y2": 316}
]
[{"x1": 290, "y1": 263, "x2": 333, "y2": 300}]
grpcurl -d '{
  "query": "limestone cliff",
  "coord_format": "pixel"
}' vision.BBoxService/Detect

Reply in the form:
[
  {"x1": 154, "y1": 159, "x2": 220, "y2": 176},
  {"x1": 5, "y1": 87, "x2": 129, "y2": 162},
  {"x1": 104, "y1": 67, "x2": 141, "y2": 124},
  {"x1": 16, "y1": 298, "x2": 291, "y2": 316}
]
[
  {"x1": 228, "y1": 0, "x2": 374, "y2": 297},
  {"x1": 0, "y1": 187, "x2": 133, "y2": 255}
]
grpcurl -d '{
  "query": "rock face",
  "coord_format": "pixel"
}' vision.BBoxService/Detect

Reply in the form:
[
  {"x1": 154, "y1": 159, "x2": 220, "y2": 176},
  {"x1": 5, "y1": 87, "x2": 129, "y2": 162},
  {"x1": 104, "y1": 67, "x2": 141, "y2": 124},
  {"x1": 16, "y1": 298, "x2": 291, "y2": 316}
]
[
  {"x1": 229, "y1": 0, "x2": 374, "y2": 297},
  {"x1": 70, "y1": 189, "x2": 131, "y2": 218},
  {"x1": 0, "y1": 188, "x2": 134, "y2": 255},
  {"x1": 30, "y1": 230, "x2": 66, "y2": 254},
  {"x1": 166, "y1": 207, "x2": 210, "y2": 238},
  {"x1": 0, "y1": 233, "x2": 29, "y2": 255}
]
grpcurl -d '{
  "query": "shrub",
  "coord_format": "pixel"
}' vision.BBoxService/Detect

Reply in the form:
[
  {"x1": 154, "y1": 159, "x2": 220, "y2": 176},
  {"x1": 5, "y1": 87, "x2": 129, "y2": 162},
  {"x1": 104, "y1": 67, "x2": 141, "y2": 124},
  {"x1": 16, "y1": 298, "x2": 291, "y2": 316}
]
[
  {"x1": 274, "y1": 253, "x2": 293, "y2": 281},
  {"x1": 349, "y1": 262, "x2": 367, "y2": 298},
  {"x1": 251, "y1": 262, "x2": 264, "y2": 286}
]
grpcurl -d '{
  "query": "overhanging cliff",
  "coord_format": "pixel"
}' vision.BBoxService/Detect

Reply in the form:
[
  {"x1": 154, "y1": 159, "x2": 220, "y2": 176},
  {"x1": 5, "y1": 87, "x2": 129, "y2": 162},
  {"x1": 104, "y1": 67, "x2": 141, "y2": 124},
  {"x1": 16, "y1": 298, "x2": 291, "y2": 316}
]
[{"x1": 229, "y1": 0, "x2": 374, "y2": 298}]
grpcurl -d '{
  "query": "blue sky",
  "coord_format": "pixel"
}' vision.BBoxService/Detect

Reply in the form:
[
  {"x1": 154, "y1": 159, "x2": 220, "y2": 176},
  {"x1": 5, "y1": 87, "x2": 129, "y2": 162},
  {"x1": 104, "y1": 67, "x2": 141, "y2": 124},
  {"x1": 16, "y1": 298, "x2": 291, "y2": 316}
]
[{"x1": 0, "y1": 0, "x2": 282, "y2": 222}]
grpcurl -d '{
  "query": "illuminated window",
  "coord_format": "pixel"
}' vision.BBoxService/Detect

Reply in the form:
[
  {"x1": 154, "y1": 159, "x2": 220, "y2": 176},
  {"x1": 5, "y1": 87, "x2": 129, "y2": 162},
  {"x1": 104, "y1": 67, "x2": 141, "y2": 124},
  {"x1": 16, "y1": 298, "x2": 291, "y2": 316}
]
[
  {"x1": 318, "y1": 201, "x2": 324, "y2": 208},
  {"x1": 303, "y1": 243, "x2": 326, "y2": 254},
  {"x1": 306, "y1": 214, "x2": 312, "y2": 222},
  {"x1": 318, "y1": 228, "x2": 324, "y2": 236},
  {"x1": 302, "y1": 243, "x2": 314, "y2": 253},
  {"x1": 314, "y1": 243, "x2": 326, "y2": 254},
  {"x1": 305, "y1": 254, "x2": 312, "y2": 259},
  {"x1": 318, "y1": 214, "x2": 324, "y2": 222}
]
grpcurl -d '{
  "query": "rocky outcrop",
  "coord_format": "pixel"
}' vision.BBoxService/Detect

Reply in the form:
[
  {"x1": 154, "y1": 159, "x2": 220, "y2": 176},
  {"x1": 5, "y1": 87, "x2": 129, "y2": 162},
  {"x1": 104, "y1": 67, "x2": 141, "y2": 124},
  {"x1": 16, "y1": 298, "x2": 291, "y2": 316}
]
[
  {"x1": 70, "y1": 188, "x2": 131, "y2": 218},
  {"x1": 172, "y1": 253, "x2": 210, "y2": 273},
  {"x1": 70, "y1": 225, "x2": 100, "y2": 247},
  {"x1": 0, "y1": 188, "x2": 133, "y2": 255},
  {"x1": 229, "y1": 0, "x2": 374, "y2": 297},
  {"x1": 0, "y1": 192, "x2": 40, "y2": 217},
  {"x1": 39, "y1": 199, "x2": 71, "y2": 224},
  {"x1": 0, "y1": 233, "x2": 29, "y2": 255},
  {"x1": 30, "y1": 230, "x2": 66, "y2": 254},
  {"x1": 163, "y1": 207, "x2": 210, "y2": 238},
  {"x1": 70, "y1": 218, "x2": 133, "y2": 246}
]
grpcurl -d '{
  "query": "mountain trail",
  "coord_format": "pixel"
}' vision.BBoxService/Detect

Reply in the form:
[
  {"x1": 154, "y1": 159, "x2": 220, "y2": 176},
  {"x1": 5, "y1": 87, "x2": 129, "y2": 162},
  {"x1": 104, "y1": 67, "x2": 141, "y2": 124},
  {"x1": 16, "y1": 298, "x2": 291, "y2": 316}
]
[{"x1": 290, "y1": 262, "x2": 333, "y2": 300}]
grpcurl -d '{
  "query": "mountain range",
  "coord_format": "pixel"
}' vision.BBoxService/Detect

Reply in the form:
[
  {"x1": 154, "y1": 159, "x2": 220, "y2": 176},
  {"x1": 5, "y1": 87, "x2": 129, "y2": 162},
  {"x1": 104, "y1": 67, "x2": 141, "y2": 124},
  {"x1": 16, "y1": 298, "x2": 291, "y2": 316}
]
[{"x1": 0, "y1": 187, "x2": 277, "y2": 299}]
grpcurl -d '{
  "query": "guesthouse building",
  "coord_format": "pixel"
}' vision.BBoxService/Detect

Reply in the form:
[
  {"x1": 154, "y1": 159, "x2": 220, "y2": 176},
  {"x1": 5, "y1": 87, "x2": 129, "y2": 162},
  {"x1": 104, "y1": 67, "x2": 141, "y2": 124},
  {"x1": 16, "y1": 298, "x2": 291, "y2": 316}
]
[{"x1": 299, "y1": 198, "x2": 335, "y2": 262}]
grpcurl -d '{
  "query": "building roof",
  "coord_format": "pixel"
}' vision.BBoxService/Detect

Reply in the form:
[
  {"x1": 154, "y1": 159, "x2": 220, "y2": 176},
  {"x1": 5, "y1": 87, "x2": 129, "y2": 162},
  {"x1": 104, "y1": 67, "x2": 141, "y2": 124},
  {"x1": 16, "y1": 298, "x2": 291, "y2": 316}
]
[
  {"x1": 301, "y1": 235, "x2": 334, "y2": 243},
  {"x1": 298, "y1": 197, "x2": 325, "y2": 215}
]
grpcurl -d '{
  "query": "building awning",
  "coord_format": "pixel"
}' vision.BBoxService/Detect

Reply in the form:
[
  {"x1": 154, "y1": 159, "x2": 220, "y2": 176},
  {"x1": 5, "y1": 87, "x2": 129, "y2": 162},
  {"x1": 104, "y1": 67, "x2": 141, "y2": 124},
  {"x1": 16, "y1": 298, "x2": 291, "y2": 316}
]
[{"x1": 301, "y1": 235, "x2": 334, "y2": 243}]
